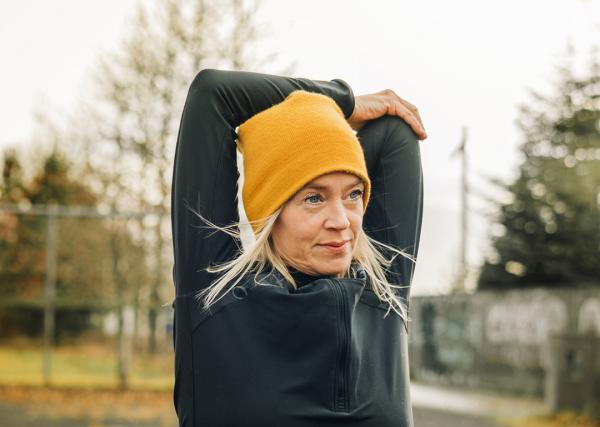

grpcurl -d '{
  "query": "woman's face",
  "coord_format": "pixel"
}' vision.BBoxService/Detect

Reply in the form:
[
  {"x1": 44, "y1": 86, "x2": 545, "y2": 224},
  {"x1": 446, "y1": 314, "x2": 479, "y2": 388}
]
[{"x1": 270, "y1": 171, "x2": 365, "y2": 276}]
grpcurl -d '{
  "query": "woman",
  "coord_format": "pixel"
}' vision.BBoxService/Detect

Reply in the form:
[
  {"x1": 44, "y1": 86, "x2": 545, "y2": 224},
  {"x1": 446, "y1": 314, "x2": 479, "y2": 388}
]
[{"x1": 171, "y1": 68, "x2": 426, "y2": 426}]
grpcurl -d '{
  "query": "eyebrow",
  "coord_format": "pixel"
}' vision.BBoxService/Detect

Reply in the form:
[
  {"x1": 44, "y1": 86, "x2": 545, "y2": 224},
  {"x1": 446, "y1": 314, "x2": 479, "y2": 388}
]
[{"x1": 302, "y1": 177, "x2": 363, "y2": 192}]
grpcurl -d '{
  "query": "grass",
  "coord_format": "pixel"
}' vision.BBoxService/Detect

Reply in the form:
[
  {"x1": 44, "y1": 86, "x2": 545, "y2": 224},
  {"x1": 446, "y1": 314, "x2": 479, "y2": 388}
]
[
  {"x1": 0, "y1": 339, "x2": 174, "y2": 390},
  {"x1": 0, "y1": 339, "x2": 176, "y2": 424}
]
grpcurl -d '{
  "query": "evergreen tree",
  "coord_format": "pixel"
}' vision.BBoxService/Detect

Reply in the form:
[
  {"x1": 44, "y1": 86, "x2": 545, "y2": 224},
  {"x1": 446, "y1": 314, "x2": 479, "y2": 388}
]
[{"x1": 477, "y1": 50, "x2": 600, "y2": 290}]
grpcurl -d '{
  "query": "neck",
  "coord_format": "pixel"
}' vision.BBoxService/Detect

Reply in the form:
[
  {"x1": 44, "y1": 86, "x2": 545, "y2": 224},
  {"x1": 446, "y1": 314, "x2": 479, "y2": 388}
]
[{"x1": 287, "y1": 265, "x2": 332, "y2": 288}]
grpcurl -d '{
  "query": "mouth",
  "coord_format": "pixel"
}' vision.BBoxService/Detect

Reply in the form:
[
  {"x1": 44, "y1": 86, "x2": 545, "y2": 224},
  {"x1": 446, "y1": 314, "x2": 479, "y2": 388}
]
[
  {"x1": 318, "y1": 240, "x2": 350, "y2": 254},
  {"x1": 319, "y1": 240, "x2": 350, "y2": 247}
]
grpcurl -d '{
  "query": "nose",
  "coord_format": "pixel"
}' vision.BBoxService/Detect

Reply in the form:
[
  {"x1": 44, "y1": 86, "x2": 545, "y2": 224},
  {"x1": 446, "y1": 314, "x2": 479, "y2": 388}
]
[{"x1": 324, "y1": 200, "x2": 351, "y2": 230}]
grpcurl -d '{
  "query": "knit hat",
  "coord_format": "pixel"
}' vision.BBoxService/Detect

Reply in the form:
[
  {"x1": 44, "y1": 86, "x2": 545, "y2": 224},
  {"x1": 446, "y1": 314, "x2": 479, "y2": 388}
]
[{"x1": 237, "y1": 90, "x2": 371, "y2": 235}]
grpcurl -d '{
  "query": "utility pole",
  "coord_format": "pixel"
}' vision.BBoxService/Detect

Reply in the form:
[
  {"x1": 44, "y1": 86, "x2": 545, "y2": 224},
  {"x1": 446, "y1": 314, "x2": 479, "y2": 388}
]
[{"x1": 450, "y1": 126, "x2": 469, "y2": 293}]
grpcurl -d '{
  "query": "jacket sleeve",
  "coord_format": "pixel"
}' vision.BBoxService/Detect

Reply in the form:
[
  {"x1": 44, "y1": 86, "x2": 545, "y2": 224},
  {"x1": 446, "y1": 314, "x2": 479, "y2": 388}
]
[
  {"x1": 358, "y1": 114, "x2": 424, "y2": 306},
  {"x1": 171, "y1": 68, "x2": 356, "y2": 296}
]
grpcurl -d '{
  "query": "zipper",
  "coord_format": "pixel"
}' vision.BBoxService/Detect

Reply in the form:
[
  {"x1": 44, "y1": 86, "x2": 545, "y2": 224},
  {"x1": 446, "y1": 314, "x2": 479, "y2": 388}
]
[{"x1": 329, "y1": 278, "x2": 351, "y2": 412}]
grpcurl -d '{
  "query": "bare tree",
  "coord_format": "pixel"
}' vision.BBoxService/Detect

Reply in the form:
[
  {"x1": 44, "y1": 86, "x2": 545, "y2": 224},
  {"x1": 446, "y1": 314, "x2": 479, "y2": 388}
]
[{"x1": 67, "y1": 0, "x2": 291, "y2": 358}]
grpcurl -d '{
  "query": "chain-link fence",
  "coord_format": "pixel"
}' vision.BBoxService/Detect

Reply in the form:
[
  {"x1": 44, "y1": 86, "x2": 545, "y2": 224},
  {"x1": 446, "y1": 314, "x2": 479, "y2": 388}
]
[{"x1": 0, "y1": 202, "x2": 174, "y2": 390}]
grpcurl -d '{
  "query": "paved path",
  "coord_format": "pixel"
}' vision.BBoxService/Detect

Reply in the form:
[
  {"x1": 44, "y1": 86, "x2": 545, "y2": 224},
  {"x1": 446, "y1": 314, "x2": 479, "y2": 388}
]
[
  {"x1": 411, "y1": 381, "x2": 548, "y2": 420},
  {"x1": 413, "y1": 405, "x2": 507, "y2": 427}
]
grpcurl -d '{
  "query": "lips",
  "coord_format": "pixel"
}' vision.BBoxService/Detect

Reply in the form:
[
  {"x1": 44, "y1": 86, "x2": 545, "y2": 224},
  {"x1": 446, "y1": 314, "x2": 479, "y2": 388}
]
[{"x1": 320, "y1": 240, "x2": 349, "y2": 247}]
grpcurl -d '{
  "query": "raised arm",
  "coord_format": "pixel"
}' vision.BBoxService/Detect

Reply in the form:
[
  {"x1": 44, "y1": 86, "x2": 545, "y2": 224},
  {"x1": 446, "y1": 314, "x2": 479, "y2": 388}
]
[
  {"x1": 171, "y1": 68, "x2": 356, "y2": 296},
  {"x1": 358, "y1": 115, "x2": 424, "y2": 305}
]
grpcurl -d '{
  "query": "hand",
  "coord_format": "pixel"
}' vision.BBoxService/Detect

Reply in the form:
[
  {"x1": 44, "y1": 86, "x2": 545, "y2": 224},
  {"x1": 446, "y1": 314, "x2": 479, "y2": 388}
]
[{"x1": 347, "y1": 89, "x2": 428, "y2": 140}]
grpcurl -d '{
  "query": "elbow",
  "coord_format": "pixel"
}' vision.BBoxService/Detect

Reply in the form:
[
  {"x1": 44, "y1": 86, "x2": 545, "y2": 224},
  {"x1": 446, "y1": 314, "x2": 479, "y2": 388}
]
[
  {"x1": 386, "y1": 115, "x2": 420, "y2": 145},
  {"x1": 189, "y1": 68, "x2": 222, "y2": 96}
]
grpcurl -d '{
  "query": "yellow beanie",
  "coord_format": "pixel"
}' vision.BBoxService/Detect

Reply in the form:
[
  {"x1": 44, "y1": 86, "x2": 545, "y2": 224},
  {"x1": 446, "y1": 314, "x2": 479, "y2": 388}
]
[{"x1": 237, "y1": 90, "x2": 371, "y2": 235}]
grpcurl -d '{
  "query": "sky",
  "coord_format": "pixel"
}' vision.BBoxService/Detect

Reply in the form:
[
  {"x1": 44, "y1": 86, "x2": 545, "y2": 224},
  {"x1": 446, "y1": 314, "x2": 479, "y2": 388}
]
[{"x1": 1, "y1": 0, "x2": 599, "y2": 296}]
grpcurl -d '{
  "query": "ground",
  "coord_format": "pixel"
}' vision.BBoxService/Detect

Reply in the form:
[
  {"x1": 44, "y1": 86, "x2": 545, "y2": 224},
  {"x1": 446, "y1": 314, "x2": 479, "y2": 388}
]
[{"x1": 1, "y1": 390, "x2": 598, "y2": 427}]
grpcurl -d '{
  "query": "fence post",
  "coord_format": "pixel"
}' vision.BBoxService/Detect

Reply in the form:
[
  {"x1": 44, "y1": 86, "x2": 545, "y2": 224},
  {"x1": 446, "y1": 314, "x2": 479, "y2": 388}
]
[
  {"x1": 543, "y1": 332, "x2": 600, "y2": 420},
  {"x1": 42, "y1": 204, "x2": 59, "y2": 387}
]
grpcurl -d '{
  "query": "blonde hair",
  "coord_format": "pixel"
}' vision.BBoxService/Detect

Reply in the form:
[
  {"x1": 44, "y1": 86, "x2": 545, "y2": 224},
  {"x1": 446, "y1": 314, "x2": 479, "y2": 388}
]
[{"x1": 186, "y1": 204, "x2": 416, "y2": 323}]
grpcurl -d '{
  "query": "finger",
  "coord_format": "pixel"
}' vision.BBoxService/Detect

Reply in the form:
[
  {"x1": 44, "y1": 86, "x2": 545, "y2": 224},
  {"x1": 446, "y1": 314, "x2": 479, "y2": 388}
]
[
  {"x1": 384, "y1": 90, "x2": 425, "y2": 130},
  {"x1": 391, "y1": 102, "x2": 427, "y2": 140},
  {"x1": 386, "y1": 89, "x2": 427, "y2": 139},
  {"x1": 397, "y1": 97, "x2": 425, "y2": 130}
]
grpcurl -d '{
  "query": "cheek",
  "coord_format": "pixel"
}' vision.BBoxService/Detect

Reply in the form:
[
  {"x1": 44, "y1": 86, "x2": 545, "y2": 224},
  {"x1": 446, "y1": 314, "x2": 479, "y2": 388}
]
[
  {"x1": 287, "y1": 213, "x2": 321, "y2": 244},
  {"x1": 275, "y1": 208, "x2": 319, "y2": 249},
  {"x1": 349, "y1": 210, "x2": 363, "y2": 232}
]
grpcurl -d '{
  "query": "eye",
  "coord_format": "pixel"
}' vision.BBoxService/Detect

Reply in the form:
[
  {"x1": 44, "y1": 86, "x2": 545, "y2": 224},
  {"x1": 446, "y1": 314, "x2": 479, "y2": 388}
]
[
  {"x1": 349, "y1": 189, "x2": 364, "y2": 200},
  {"x1": 304, "y1": 194, "x2": 323, "y2": 204}
]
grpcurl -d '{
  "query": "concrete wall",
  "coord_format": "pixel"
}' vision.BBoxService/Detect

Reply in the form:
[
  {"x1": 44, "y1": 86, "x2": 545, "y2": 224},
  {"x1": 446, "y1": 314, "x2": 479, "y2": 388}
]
[{"x1": 407, "y1": 285, "x2": 600, "y2": 397}]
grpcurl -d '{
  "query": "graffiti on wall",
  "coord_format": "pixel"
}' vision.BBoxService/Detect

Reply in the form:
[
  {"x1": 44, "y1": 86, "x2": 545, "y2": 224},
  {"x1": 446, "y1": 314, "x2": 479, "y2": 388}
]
[
  {"x1": 485, "y1": 292, "x2": 568, "y2": 345},
  {"x1": 420, "y1": 302, "x2": 481, "y2": 371},
  {"x1": 411, "y1": 289, "x2": 600, "y2": 394},
  {"x1": 578, "y1": 297, "x2": 600, "y2": 335}
]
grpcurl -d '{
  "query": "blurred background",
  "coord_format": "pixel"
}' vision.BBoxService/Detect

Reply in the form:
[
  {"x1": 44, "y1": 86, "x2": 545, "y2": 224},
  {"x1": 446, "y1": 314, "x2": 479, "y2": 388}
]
[{"x1": 0, "y1": 0, "x2": 599, "y2": 426}]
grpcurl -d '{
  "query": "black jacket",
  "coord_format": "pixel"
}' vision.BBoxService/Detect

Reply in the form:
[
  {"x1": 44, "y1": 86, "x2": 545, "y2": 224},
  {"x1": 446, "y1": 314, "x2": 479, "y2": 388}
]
[{"x1": 171, "y1": 68, "x2": 424, "y2": 426}]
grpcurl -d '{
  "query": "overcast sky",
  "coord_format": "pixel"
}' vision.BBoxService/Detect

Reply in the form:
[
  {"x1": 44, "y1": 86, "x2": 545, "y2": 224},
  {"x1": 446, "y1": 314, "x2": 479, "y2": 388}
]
[{"x1": 1, "y1": 0, "x2": 599, "y2": 296}]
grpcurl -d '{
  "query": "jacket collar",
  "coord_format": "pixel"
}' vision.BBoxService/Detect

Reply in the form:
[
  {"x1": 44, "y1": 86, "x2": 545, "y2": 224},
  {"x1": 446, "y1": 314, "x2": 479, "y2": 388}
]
[{"x1": 246, "y1": 262, "x2": 370, "y2": 290}]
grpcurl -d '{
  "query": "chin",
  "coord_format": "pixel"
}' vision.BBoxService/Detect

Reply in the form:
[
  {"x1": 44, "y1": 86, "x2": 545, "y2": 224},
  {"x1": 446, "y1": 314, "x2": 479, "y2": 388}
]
[{"x1": 314, "y1": 258, "x2": 351, "y2": 276}]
